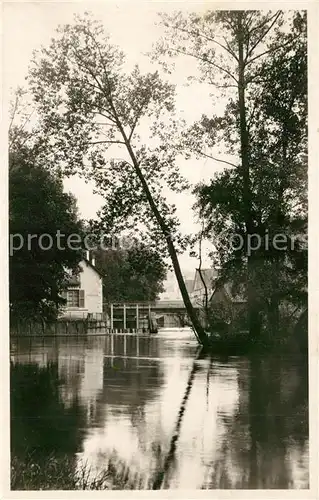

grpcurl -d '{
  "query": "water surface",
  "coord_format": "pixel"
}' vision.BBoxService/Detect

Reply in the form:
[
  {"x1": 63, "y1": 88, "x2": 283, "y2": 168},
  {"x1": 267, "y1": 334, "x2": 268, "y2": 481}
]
[{"x1": 10, "y1": 329, "x2": 309, "y2": 489}]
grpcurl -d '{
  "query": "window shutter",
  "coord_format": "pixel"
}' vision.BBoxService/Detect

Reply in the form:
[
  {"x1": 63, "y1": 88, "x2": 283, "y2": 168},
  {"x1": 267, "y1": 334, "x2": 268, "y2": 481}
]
[{"x1": 79, "y1": 289, "x2": 85, "y2": 308}]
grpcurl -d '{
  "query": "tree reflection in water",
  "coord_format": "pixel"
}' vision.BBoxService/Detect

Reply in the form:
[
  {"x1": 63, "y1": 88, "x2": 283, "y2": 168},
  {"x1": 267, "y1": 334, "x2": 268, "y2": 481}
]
[
  {"x1": 10, "y1": 335, "x2": 309, "y2": 490},
  {"x1": 11, "y1": 362, "x2": 86, "y2": 459},
  {"x1": 10, "y1": 361, "x2": 87, "y2": 489},
  {"x1": 205, "y1": 355, "x2": 308, "y2": 489},
  {"x1": 152, "y1": 347, "x2": 203, "y2": 489}
]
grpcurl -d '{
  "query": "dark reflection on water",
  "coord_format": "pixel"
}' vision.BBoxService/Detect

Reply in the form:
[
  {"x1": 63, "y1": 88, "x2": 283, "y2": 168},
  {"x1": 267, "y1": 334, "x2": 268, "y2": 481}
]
[{"x1": 10, "y1": 331, "x2": 309, "y2": 489}]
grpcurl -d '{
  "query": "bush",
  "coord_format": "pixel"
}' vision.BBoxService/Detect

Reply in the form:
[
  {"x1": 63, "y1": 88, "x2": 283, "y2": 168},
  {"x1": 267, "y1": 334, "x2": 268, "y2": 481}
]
[
  {"x1": 10, "y1": 451, "x2": 147, "y2": 490},
  {"x1": 11, "y1": 453, "x2": 110, "y2": 490}
]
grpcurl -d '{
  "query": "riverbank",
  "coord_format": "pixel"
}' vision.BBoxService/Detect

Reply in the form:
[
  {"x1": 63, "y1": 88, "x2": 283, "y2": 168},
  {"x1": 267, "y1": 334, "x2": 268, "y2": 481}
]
[
  {"x1": 195, "y1": 326, "x2": 308, "y2": 356},
  {"x1": 206, "y1": 338, "x2": 307, "y2": 356},
  {"x1": 11, "y1": 452, "x2": 131, "y2": 490}
]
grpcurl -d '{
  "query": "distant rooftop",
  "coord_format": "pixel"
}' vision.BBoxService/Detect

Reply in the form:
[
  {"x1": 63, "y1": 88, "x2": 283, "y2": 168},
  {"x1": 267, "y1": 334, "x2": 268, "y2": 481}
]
[
  {"x1": 192, "y1": 268, "x2": 218, "y2": 292},
  {"x1": 185, "y1": 279, "x2": 194, "y2": 294},
  {"x1": 160, "y1": 268, "x2": 219, "y2": 300}
]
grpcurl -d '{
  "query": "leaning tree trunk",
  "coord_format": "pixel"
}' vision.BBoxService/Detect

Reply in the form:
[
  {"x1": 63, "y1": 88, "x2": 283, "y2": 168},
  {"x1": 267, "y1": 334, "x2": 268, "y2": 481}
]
[{"x1": 122, "y1": 138, "x2": 209, "y2": 347}]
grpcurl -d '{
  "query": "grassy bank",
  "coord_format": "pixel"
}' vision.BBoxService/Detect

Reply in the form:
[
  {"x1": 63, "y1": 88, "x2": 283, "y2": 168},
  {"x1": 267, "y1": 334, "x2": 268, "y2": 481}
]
[
  {"x1": 203, "y1": 322, "x2": 308, "y2": 356},
  {"x1": 11, "y1": 452, "x2": 139, "y2": 490}
]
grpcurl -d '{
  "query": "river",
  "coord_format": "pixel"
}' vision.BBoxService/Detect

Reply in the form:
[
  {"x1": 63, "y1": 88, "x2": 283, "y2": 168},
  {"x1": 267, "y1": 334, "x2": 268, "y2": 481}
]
[{"x1": 10, "y1": 328, "x2": 309, "y2": 489}]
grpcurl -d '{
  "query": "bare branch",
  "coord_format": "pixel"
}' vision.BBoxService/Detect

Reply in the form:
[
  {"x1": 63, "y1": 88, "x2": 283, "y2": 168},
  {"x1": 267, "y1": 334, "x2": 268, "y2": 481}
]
[
  {"x1": 247, "y1": 11, "x2": 282, "y2": 43},
  {"x1": 9, "y1": 93, "x2": 20, "y2": 133},
  {"x1": 222, "y1": 17, "x2": 237, "y2": 33},
  {"x1": 171, "y1": 47, "x2": 238, "y2": 83},
  {"x1": 128, "y1": 97, "x2": 150, "y2": 142},
  {"x1": 111, "y1": 158, "x2": 133, "y2": 167},
  {"x1": 76, "y1": 35, "x2": 124, "y2": 132},
  {"x1": 245, "y1": 11, "x2": 282, "y2": 62},
  {"x1": 164, "y1": 22, "x2": 239, "y2": 61},
  {"x1": 81, "y1": 25, "x2": 111, "y2": 81},
  {"x1": 210, "y1": 37, "x2": 238, "y2": 60},
  {"x1": 87, "y1": 140, "x2": 125, "y2": 145},
  {"x1": 69, "y1": 42, "x2": 116, "y2": 120},
  {"x1": 93, "y1": 112, "x2": 117, "y2": 124},
  {"x1": 9, "y1": 128, "x2": 38, "y2": 151},
  {"x1": 244, "y1": 12, "x2": 256, "y2": 30},
  {"x1": 128, "y1": 114, "x2": 141, "y2": 142},
  {"x1": 9, "y1": 108, "x2": 35, "y2": 148},
  {"x1": 208, "y1": 80, "x2": 238, "y2": 89},
  {"x1": 246, "y1": 36, "x2": 298, "y2": 66},
  {"x1": 196, "y1": 150, "x2": 238, "y2": 168},
  {"x1": 222, "y1": 36, "x2": 239, "y2": 61},
  {"x1": 77, "y1": 25, "x2": 139, "y2": 143},
  {"x1": 95, "y1": 122, "x2": 117, "y2": 127}
]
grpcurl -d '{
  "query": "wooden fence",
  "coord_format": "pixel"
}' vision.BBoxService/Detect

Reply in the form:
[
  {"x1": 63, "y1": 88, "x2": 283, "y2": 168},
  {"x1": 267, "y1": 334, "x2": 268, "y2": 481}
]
[
  {"x1": 10, "y1": 319, "x2": 88, "y2": 336},
  {"x1": 10, "y1": 318, "x2": 154, "y2": 337}
]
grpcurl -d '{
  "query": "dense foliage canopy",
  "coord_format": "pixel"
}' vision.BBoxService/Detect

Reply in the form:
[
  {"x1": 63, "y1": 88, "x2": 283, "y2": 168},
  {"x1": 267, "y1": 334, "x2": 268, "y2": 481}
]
[{"x1": 9, "y1": 150, "x2": 84, "y2": 320}]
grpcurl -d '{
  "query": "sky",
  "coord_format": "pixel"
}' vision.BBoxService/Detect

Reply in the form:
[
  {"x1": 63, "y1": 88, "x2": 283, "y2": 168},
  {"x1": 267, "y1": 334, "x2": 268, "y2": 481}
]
[{"x1": 4, "y1": 0, "x2": 232, "y2": 275}]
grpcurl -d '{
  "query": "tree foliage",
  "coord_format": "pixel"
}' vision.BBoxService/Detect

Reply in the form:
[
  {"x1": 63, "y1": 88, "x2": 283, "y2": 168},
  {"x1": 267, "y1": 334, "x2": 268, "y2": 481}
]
[
  {"x1": 28, "y1": 12, "x2": 209, "y2": 345},
  {"x1": 94, "y1": 244, "x2": 167, "y2": 304},
  {"x1": 155, "y1": 10, "x2": 307, "y2": 337},
  {"x1": 28, "y1": 14, "x2": 187, "y2": 240},
  {"x1": 9, "y1": 149, "x2": 84, "y2": 320}
]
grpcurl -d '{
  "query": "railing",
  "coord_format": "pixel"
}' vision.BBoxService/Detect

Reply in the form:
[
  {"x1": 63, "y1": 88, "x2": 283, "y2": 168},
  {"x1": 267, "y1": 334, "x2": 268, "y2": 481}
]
[
  {"x1": 60, "y1": 312, "x2": 108, "y2": 321},
  {"x1": 104, "y1": 303, "x2": 155, "y2": 331}
]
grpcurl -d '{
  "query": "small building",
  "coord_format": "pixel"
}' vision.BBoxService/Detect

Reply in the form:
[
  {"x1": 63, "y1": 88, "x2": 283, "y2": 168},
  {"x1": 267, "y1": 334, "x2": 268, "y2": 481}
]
[
  {"x1": 61, "y1": 253, "x2": 104, "y2": 319},
  {"x1": 209, "y1": 281, "x2": 247, "y2": 326},
  {"x1": 189, "y1": 268, "x2": 218, "y2": 308},
  {"x1": 154, "y1": 268, "x2": 247, "y2": 329},
  {"x1": 187, "y1": 268, "x2": 247, "y2": 329}
]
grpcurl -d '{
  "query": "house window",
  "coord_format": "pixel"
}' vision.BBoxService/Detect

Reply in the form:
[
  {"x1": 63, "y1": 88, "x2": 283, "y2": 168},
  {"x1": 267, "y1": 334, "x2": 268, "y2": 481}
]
[{"x1": 67, "y1": 290, "x2": 80, "y2": 307}]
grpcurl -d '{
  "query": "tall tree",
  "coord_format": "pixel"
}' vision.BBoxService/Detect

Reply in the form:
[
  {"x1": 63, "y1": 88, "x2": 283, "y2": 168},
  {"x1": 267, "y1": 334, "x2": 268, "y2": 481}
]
[
  {"x1": 9, "y1": 149, "x2": 84, "y2": 320},
  {"x1": 155, "y1": 10, "x2": 307, "y2": 339},
  {"x1": 94, "y1": 243, "x2": 167, "y2": 303},
  {"x1": 28, "y1": 14, "x2": 208, "y2": 345}
]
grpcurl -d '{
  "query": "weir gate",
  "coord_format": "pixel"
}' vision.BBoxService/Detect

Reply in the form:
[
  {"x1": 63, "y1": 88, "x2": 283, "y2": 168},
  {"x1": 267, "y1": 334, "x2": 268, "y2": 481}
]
[{"x1": 104, "y1": 300, "x2": 193, "y2": 331}]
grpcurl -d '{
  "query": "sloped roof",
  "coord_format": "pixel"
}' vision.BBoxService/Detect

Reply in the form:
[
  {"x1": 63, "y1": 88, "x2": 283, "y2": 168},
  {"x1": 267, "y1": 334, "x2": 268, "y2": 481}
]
[
  {"x1": 193, "y1": 268, "x2": 218, "y2": 292},
  {"x1": 82, "y1": 258, "x2": 104, "y2": 278},
  {"x1": 65, "y1": 259, "x2": 104, "y2": 287},
  {"x1": 185, "y1": 279, "x2": 194, "y2": 294}
]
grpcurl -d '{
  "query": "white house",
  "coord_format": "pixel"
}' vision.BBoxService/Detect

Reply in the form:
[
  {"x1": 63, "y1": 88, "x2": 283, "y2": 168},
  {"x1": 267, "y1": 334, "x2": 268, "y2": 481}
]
[{"x1": 61, "y1": 253, "x2": 104, "y2": 319}]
